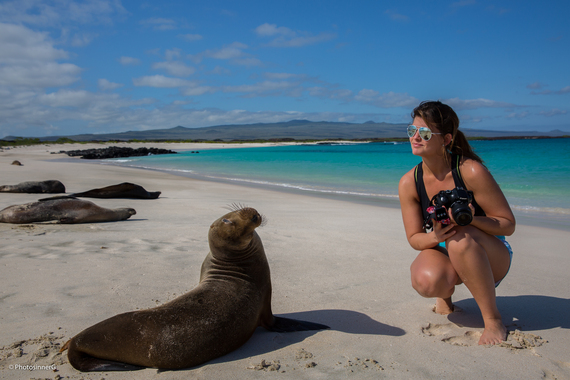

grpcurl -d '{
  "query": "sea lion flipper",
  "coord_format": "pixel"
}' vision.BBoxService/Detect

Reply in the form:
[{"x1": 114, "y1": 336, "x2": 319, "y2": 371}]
[
  {"x1": 39, "y1": 195, "x2": 78, "y2": 202},
  {"x1": 267, "y1": 316, "x2": 330, "y2": 332},
  {"x1": 69, "y1": 352, "x2": 144, "y2": 372},
  {"x1": 59, "y1": 340, "x2": 71, "y2": 353}
]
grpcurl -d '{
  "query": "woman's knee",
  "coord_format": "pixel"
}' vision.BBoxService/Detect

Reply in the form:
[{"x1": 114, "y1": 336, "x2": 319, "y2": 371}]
[
  {"x1": 410, "y1": 261, "x2": 455, "y2": 297},
  {"x1": 446, "y1": 225, "x2": 484, "y2": 255},
  {"x1": 411, "y1": 268, "x2": 437, "y2": 297}
]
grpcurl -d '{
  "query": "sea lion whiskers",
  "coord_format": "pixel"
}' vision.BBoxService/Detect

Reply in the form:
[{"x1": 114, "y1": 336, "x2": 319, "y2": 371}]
[
  {"x1": 225, "y1": 202, "x2": 249, "y2": 212},
  {"x1": 225, "y1": 203, "x2": 267, "y2": 227}
]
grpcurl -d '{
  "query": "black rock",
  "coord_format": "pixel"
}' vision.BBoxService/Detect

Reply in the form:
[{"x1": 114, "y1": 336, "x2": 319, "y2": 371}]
[{"x1": 62, "y1": 146, "x2": 177, "y2": 159}]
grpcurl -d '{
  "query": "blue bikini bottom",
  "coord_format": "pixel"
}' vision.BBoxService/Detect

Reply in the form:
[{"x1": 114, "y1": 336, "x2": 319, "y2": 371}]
[{"x1": 438, "y1": 235, "x2": 513, "y2": 287}]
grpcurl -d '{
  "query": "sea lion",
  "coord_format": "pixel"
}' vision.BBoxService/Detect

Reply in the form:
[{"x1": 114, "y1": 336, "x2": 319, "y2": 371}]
[
  {"x1": 70, "y1": 182, "x2": 161, "y2": 199},
  {"x1": 11, "y1": 160, "x2": 23, "y2": 166},
  {"x1": 0, "y1": 197, "x2": 135, "y2": 224},
  {"x1": 61, "y1": 205, "x2": 328, "y2": 371},
  {"x1": 0, "y1": 180, "x2": 65, "y2": 193}
]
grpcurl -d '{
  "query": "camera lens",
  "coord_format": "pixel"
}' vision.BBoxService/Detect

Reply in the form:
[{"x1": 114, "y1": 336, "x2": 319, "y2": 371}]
[
  {"x1": 454, "y1": 211, "x2": 472, "y2": 226},
  {"x1": 451, "y1": 202, "x2": 473, "y2": 226}
]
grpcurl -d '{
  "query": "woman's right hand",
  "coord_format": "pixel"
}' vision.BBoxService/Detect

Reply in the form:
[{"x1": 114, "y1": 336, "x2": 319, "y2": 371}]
[{"x1": 432, "y1": 220, "x2": 456, "y2": 246}]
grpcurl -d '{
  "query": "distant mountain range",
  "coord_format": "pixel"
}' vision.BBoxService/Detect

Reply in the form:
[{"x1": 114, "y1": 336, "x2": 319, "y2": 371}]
[{"x1": 4, "y1": 120, "x2": 569, "y2": 142}]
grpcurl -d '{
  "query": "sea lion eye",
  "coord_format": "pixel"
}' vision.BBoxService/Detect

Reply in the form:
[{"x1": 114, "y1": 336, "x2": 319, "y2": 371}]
[{"x1": 222, "y1": 218, "x2": 233, "y2": 225}]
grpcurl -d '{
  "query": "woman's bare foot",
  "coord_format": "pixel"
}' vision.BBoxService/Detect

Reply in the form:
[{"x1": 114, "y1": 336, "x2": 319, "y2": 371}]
[
  {"x1": 479, "y1": 318, "x2": 507, "y2": 345},
  {"x1": 434, "y1": 297, "x2": 454, "y2": 315}
]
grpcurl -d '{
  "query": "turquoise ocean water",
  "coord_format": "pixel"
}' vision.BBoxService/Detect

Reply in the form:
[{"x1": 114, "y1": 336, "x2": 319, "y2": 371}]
[{"x1": 107, "y1": 138, "x2": 570, "y2": 228}]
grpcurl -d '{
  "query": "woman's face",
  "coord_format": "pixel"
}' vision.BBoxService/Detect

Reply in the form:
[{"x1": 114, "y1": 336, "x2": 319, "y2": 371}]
[{"x1": 409, "y1": 116, "x2": 444, "y2": 157}]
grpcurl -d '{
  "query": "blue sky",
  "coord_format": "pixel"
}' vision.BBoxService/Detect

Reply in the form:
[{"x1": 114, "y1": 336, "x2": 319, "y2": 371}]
[{"x1": 1, "y1": 0, "x2": 569, "y2": 138}]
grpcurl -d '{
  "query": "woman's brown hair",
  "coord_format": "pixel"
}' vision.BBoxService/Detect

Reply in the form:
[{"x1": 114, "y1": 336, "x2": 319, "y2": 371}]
[{"x1": 412, "y1": 100, "x2": 484, "y2": 165}]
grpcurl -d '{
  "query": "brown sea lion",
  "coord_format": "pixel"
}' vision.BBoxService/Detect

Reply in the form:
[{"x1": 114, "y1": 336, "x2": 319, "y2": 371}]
[
  {"x1": 61, "y1": 205, "x2": 328, "y2": 372},
  {"x1": 11, "y1": 160, "x2": 23, "y2": 166},
  {"x1": 0, "y1": 180, "x2": 65, "y2": 193},
  {"x1": 0, "y1": 197, "x2": 135, "y2": 224},
  {"x1": 70, "y1": 182, "x2": 160, "y2": 199}
]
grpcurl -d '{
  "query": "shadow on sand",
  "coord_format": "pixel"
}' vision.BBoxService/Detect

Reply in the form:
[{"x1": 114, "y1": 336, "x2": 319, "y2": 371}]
[
  {"x1": 200, "y1": 309, "x2": 405, "y2": 367},
  {"x1": 449, "y1": 295, "x2": 570, "y2": 331}
]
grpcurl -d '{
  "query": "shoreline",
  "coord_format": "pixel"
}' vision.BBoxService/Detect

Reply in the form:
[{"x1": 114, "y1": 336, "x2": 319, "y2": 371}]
[
  {"x1": 101, "y1": 158, "x2": 570, "y2": 232},
  {"x1": 1, "y1": 143, "x2": 569, "y2": 379},
  {"x1": 46, "y1": 142, "x2": 570, "y2": 232}
]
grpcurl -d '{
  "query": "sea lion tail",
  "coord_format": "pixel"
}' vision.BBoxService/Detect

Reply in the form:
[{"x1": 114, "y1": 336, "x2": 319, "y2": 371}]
[{"x1": 267, "y1": 316, "x2": 330, "y2": 333}]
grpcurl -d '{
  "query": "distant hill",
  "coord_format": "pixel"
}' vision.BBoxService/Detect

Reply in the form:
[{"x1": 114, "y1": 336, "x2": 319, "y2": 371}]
[{"x1": 3, "y1": 120, "x2": 569, "y2": 142}]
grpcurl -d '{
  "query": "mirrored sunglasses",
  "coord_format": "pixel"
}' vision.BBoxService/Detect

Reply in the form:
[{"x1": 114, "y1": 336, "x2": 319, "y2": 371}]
[{"x1": 407, "y1": 125, "x2": 442, "y2": 141}]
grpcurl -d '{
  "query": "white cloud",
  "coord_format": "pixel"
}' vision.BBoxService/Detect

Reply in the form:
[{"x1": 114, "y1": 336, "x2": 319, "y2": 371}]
[
  {"x1": 206, "y1": 42, "x2": 248, "y2": 59},
  {"x1": 140, "y1": 17, "x2": 176, "y2": 30},
  {"x1": 40, "y1": 89, "x2": 98, "y2": 108},
  {"x1": 190, "y1": 42, "x2": 260, "y2": 67},
  {"x1": 506, "y1": 111, "x2": 530, "y2": 119},
  {"x1": 180, "y1": 86, "x2": 214, "y2": 96},
  {"x1": 384, "y1": 9, "x2": 409, "y2": 22},
  {"x1": 209, "y1": 66, "x2": 231, "y2": 75},
  {"x1": 152, "y1": 61, "x2": 196, "y2": 77},
  {"x1": 165, "y1": 48, "x2": 182, "y2": 61},
  {"x1": 444, "y1": 97, "x2": 519, "y2": 109},
  {"x1": 119, "y1": 56, "x2": 141, "y2": 65},
  {"x1": 526, "y1": 81, "x2": 547, "y2": 90},
  {"x1": 98, "y1": 78, "x2": 123, "y2": 91},
  {"x1": 146, "y1": 48, "x2": 161, "y2": 56},
  {"x1": 0, "y1": 23, "x2": 68, "y2": 62},
  {"x1": 223, "y1": 80, "x2": 299, "y2": 95},
  {"x1": 255, "y1": 23, "x2": 336, "y2": 47},
  {"x1": 255, "y1": 23, "x2": 295, "y2": 37},
  {"x1": 232, "y1": 57, "x2": 263, "y2": 67},
  {"x1": 264, "y1": 72, "x2": 300, "y2": 80},
  {"x1": 355, "y1": 89, "x2": 419, "y2": 108},
  {"x1": 133, "y1": 75, "x2": 194, "y2": 88},
  {"x1": 0, "y1": 62, "x2": 81, "y2": 88},
  {"x1": 268, "y1": 33, "x2": 336, "y2": 48},
  {"x1": 0, "y1": 0, "x2": 127, "y2": 27},
  {"x1": 539, "y1": 109, "x2": 567, "y2": 117},
  {"x1": 308, "y1": 87, "x2": 353, "y2": 101},
  {"x1": 70, "y1": 32, "x2": 96, "y2": 47},
  {"x1": 527, "y1": 83, "x2": 570, "y2": 94}
]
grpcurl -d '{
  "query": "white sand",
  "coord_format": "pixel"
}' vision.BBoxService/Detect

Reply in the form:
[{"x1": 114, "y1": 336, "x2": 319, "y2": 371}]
[{"x1": 1, "y1": 143, "x2": 569, "y2": 380}]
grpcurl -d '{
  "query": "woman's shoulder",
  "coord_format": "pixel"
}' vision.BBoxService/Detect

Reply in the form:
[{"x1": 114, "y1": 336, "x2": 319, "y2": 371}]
[
  {"x1": 399, "y1": 166, "x2": 419, "y2": 195},
  {"x1": 459, "y1": 156, "x2": 490, "y2": 178},
  {"x1": 400, "y1": 166, "x2": 418, "y2": 184}
]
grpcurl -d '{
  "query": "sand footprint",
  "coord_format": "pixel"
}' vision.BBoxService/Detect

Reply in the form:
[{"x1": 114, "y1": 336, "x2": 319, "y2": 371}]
[
  {"x1": 421, "y1": 322, "x2": 458, "y2": 337},
  {"x1": 422, "y1": 323, "x2": 481, "y2": 346},
  {"x1": 442, "y1": 330, "x2": 481, "y2": 346},
  {"x1": 423, "y1": 323, "x2": 548, "y2": 351}
]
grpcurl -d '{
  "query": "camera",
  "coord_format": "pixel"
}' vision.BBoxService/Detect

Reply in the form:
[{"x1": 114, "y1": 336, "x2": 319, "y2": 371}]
[{"x1": 431, "y1": 187, "x2": 474, "y2": 226}]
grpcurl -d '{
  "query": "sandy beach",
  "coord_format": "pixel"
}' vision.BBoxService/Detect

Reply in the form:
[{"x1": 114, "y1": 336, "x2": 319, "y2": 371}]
[{"x1": 1, "y1": 143, "x2": 569, "y2": 380}]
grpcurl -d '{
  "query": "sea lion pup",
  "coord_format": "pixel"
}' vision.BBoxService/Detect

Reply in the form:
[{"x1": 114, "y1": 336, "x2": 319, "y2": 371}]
[
  {"x1": 61, "y1": 205, "x2": 329, "y2": 372},
  {"x1": 0, "y1": 180, "x2": 65, "y2": 193},
  {"x1": 70, "y1": 182, "x2": 161, "y2": 199},
  {"x1": 0, "y1": 197, "x2": 135, "y2": 224}
]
